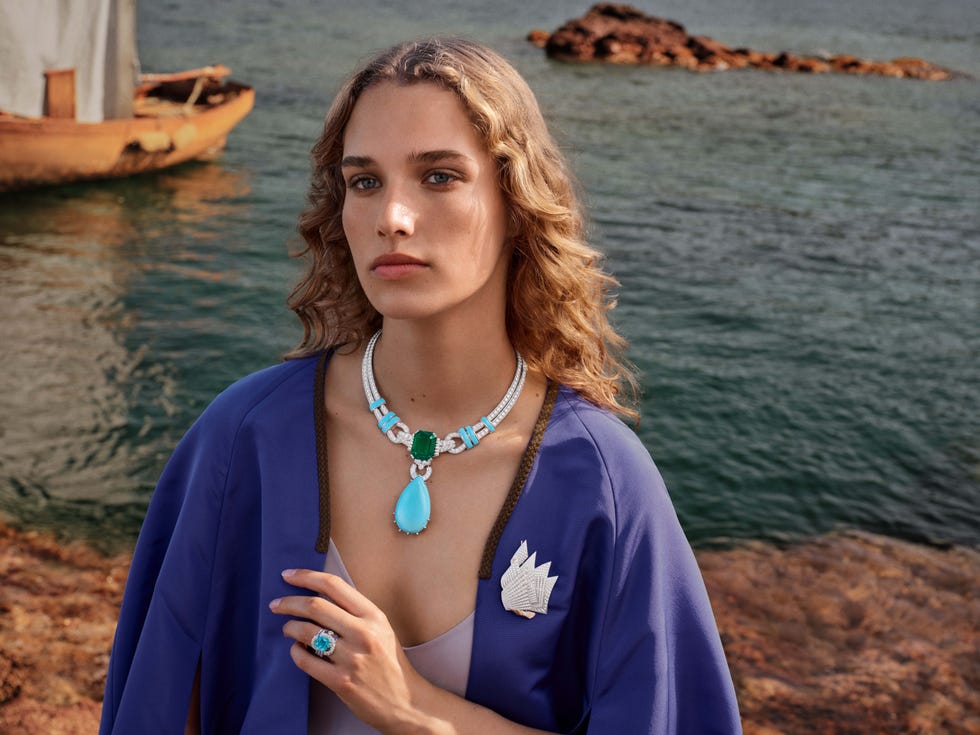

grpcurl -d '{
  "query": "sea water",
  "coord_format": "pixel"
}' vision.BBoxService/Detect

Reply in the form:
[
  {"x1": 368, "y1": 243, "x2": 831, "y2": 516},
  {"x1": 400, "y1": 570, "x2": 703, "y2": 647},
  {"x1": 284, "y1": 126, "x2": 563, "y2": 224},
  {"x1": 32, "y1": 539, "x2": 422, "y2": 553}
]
[{"x1": 0, "y1": 0, "x2": 977, "y2": 549}]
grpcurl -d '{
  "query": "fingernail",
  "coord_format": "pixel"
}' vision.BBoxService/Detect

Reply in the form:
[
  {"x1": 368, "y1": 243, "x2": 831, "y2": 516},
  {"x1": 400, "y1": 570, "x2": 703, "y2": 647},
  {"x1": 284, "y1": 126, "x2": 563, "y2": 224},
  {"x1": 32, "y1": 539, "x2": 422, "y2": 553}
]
[
  {"x1": 269, "y1": 598, "x2": 281, "y2": 610},
  {"x1": 281, "y1": 569, "x2": 297, "y2": 578}
]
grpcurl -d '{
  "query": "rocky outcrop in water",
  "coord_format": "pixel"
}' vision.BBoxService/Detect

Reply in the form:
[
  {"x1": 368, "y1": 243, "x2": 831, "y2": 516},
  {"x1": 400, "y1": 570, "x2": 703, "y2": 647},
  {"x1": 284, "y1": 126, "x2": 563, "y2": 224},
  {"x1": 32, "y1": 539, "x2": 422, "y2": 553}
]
[
  {"x1": 529, "y1": 3, "x2": 955, "y2": 80},
  {"x1": 1, "y1": 521, "x2": 978, "y2": 733}
]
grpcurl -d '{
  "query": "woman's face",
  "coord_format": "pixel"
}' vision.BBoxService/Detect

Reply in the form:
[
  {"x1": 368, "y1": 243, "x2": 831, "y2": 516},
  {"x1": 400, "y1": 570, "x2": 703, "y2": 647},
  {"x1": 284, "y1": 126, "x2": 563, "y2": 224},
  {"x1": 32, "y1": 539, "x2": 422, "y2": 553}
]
[{"x1": 340, "y1": 81, "x2": 511, "y2": 326}]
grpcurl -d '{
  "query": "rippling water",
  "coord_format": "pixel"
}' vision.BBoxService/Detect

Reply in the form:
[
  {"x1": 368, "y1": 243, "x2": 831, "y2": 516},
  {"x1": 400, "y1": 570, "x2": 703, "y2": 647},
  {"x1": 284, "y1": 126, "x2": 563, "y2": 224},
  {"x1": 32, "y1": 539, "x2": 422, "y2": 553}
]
[{"x1": 1, "y1": 0, "x2": 977, "y2": 549}]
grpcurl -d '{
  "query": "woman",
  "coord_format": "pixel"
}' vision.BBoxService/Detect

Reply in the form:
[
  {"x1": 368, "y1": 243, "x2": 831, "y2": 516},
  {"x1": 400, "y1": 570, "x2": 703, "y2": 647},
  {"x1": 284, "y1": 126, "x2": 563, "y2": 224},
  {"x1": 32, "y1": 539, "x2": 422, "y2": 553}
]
[{"x1": 101, "y1": 39, "x2": 741, "y2": 734}]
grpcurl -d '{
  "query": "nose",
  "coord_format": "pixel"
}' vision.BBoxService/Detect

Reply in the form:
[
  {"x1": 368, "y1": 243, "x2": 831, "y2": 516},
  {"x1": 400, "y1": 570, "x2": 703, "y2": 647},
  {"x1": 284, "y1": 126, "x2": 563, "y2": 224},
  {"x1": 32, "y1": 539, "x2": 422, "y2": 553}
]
[{"x1": 376, "y1": 186, "x2": 416, "y2": 238}]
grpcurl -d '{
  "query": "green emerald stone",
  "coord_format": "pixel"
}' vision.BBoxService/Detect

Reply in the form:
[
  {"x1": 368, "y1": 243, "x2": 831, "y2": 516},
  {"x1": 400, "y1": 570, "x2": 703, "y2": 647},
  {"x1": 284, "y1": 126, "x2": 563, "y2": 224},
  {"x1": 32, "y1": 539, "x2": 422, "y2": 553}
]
[{"x1": 410, "y1": 430, "x2": 437, "y2": 461}]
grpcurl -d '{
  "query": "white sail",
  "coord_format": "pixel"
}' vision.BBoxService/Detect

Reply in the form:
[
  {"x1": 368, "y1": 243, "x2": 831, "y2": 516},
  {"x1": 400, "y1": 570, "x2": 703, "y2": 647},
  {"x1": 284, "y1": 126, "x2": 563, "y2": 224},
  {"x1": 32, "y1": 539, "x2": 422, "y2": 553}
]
[{"x1": 0, "y1": 0, "x2": 139, "y2": 122}]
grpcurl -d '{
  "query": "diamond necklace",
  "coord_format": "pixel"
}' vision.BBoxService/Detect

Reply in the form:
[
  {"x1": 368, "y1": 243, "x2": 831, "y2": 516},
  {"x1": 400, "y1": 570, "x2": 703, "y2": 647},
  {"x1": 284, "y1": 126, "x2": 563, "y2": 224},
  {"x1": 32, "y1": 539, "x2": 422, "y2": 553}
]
[{"x1": 361, "y1": 329, "x2": 527, "y2": 535}]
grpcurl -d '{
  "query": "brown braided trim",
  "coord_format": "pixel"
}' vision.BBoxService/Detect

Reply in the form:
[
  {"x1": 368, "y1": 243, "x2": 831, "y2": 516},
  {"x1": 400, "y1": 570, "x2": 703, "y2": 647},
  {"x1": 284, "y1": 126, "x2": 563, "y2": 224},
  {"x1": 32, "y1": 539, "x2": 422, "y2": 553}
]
[
  {"x1": 313, "y1": 350, "x2": 331, "y2": 553},
  {"x1": 478, "y1": 381, "x2": 559, "y2": 579}
]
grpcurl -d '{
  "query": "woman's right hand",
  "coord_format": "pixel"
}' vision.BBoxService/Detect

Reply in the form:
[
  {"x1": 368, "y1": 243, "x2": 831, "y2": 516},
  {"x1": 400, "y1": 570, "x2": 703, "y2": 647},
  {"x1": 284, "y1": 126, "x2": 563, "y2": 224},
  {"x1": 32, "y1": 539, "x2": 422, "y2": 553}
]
[{"x1": 270, "y1": 568, "x2": 445, "y2": 733}]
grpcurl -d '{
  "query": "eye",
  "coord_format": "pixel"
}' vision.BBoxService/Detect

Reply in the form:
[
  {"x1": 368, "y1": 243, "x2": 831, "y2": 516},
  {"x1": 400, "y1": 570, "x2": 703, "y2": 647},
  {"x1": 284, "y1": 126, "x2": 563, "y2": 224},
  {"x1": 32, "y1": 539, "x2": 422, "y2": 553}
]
[
  {"x1": 425, "y1": 170, "x2": 458, "y2": 186},
  {"x1": 348, "y1": 175, "x2": 380, "y2": 191}
]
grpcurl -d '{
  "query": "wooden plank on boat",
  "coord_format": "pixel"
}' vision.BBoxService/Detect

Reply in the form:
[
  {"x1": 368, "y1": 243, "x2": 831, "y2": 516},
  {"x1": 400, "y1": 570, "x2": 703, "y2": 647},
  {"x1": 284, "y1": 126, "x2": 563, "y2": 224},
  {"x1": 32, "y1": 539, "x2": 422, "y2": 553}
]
[
  {"x1": 43, "y1": 69, "x2": 76, "y2": 120},
  {"x1": 138, "y1": 65, "x2": 231, "y2": 85}
]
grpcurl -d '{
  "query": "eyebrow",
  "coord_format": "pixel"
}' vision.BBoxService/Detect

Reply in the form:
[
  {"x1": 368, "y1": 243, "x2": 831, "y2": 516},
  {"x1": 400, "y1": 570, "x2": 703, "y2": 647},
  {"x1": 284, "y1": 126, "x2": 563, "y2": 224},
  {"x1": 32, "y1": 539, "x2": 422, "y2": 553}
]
[{"x1": 340, "y1": 149, "x2": 472, "y2": 168}]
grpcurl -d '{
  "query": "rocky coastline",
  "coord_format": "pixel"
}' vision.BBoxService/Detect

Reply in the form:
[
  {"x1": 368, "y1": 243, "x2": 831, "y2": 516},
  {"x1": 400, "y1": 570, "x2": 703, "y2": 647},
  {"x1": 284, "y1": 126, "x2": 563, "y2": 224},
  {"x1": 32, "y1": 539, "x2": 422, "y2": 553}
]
[
  {"x1": 529, "y1": 3, "x2": 956, "y2": 80},
  {"x1": 1, "y1": 520, "x2": 978, "y2": 734}
]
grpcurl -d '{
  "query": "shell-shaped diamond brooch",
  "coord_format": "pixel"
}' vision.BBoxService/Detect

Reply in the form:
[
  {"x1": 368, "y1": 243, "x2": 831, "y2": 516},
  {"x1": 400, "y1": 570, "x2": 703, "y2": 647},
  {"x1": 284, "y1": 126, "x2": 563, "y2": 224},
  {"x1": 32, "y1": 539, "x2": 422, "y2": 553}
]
[{"x1": 500, "y1": 540, "x2": 558, "y2": 618}]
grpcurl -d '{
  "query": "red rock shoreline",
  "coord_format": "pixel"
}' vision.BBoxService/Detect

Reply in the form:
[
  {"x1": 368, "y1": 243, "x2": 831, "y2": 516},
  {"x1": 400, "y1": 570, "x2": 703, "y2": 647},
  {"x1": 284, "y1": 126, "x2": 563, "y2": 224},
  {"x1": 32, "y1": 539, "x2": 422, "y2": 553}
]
[
  {"x1": 529, "y1": 4, "x2": 957, "y2": 81},
  {"x1": 1, "y1": 520, "x2": 978, "y2": 734}
]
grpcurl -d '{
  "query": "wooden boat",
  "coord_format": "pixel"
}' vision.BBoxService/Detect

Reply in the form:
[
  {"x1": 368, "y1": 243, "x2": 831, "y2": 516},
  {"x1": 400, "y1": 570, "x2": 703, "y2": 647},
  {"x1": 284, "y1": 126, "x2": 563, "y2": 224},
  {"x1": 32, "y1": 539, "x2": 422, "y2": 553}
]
[{"x1": 0, "y1": 65, "x2": 254, "y2": 193}]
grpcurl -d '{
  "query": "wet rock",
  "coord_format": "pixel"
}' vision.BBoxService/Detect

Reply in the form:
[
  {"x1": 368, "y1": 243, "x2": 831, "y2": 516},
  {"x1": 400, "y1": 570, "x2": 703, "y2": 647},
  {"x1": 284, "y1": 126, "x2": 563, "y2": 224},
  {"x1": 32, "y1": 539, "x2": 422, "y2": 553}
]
[
  {"x1": 527, "y1": 29, "x2": 550, "y2": 49},
  {"x1": 1, "y1": 521, "x2": 978, "y2": 732},
  {"x1": 0, "y1": 522, "x2": 129, "y2": 733},
  {"x1": 701, "y1": 531, "x2": 980, "y2": 734},
  {"x1": 534, "y1": 3, "x2": 956, "y2": 80}
]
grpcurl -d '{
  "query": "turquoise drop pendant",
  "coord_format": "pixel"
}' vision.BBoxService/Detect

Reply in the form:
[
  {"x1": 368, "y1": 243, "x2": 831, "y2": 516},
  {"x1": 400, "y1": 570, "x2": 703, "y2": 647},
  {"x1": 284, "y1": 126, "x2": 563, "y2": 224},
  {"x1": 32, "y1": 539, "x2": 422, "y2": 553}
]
[{"x1": 394, "y1": 475, "x2": 431, "y2": 534}]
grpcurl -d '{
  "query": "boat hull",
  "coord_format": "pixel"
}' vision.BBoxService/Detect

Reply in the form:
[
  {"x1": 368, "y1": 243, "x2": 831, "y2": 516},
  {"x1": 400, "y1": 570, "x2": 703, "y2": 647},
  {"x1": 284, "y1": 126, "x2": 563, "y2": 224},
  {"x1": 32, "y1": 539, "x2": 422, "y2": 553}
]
[{"x1": 0, "y1": 84, "x2": 254, "y2": 192}]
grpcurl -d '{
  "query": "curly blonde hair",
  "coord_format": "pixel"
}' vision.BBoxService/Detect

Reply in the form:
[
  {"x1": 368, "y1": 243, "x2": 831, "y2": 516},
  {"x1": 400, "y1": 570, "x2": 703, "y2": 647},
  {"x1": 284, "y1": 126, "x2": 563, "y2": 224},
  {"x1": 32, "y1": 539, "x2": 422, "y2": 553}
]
[{"x1": 288, "y1": 38, "x2": 638, "y2": 421}]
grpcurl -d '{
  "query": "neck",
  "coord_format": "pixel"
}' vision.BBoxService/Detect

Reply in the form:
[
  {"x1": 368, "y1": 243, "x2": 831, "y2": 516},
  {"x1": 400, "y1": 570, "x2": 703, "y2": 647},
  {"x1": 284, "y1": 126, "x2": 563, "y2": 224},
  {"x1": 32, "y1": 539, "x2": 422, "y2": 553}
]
[{"x1": 369, "y1": 317, "x2": 517, "y2": 432}]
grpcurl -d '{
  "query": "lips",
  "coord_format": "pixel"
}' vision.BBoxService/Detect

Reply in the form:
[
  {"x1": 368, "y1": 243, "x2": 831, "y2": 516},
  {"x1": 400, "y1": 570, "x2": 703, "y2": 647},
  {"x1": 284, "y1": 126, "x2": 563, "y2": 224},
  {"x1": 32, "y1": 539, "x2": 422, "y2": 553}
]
[{"x1": 370, "y1": 252, "x2": 428, "y2": 280}]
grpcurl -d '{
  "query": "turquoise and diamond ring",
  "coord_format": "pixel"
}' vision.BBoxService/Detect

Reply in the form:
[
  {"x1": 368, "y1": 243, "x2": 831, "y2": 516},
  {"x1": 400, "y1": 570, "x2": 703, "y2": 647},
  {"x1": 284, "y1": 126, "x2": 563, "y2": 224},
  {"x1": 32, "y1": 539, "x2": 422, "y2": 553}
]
[{"x1": 310, "y1": 628, "x2": 338, "y2": 658}]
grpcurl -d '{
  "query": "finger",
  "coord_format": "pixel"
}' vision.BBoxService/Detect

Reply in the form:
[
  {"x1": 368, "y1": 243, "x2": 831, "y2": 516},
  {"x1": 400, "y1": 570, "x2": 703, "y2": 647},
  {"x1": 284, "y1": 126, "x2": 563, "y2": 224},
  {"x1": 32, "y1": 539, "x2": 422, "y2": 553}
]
[
  {"x1": 289, "y1": 641, "x2": 346, "y2": 690},
  {"x1": 283, "y1": 620, "x2": 343, "y2": 663},
  {"x1": 269, "y1": 592, "x2": 359, "y2": 634},
  {"x1": 280, "y1": 569, "x2": 374, "y2": 617}
]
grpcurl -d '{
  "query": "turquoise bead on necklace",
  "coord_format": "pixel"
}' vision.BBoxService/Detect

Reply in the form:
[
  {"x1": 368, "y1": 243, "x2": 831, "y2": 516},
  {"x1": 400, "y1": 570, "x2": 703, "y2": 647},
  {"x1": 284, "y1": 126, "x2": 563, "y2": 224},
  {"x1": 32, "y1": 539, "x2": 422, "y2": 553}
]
[{"x1": 361, "y1": 330, "x2": 527, "y2": 535}]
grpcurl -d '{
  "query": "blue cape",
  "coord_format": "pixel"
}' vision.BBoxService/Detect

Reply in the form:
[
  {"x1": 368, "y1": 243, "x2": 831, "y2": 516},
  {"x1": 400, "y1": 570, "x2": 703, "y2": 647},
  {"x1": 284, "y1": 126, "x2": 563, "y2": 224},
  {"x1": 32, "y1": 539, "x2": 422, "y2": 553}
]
[{"x1": 101, "y1": 354, "x2": 741, "y2": 733}]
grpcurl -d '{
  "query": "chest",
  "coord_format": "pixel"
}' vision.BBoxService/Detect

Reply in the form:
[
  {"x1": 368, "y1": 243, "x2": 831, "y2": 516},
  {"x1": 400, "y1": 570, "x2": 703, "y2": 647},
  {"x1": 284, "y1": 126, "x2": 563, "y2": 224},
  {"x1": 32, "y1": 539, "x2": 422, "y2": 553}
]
[{"x1": 324, "y1": 408, "x2": 528, "y2": 646}]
